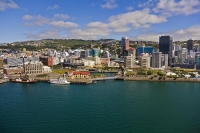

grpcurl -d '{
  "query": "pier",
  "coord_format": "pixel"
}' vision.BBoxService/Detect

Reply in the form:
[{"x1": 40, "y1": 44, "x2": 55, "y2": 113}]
[{"x1": 92, "y1": 76, "x2": 124, "y2": 81}]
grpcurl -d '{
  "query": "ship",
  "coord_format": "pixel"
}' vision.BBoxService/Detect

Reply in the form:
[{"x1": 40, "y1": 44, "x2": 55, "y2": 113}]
[
  {"x1": 11, "y1": 73, "x2": 37, "y2": 83},
  {"x1": 49, "y1": 74, "x2": 70, "y2": 85}
]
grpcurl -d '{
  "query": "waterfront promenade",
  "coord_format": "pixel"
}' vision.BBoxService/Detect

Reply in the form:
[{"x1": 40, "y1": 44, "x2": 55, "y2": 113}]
[{"x1": 3, "y1": 72, "x2": 200, "y2": 84}]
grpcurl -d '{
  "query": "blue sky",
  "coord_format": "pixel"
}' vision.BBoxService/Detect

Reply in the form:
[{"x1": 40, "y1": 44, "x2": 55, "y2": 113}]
[{"x1": 0, "y1": 0, "x2": 200, "y2": 43}]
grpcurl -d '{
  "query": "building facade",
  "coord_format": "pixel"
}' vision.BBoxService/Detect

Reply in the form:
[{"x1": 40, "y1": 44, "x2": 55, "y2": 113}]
[
  {"x1": 138, "y1": 54, "x2": 151, "y2": 68},
  {"x1": 137, "y1": 46, "x2": 154, "y2": 56},
  {"x1": 4, "y1": 67, "x2": 23, "y2": 75},
  {"x1": 152, "y1": 52, "x2": 162, "y2": 68},
  {"x1": 124, "y1": 55, "x2": 134, "y2": 68},
  {"x1": 121, "y1": 37, "x2": 129, "y2": 57},
  {"x1": 39, "y1": 56, "x2": 53, "y2": 67},
  {"x1": 0, "y1": 58, "x2": 3, "y2": 69},
  {"x1": 159, "y1": 35, "x2": 173, "y2": 66},
  {"x1": 177, "y1": 48, "x2": 188, "y2": 64},
  {"x1": 187, "y1": 39, "x2": 194, "y2": 52},
  {"x1": 24, "y1": 61, "x2": 43, "y2": 74},
  {"x1": 6, "y1": 57, "x2": 40, "y2": 67}
]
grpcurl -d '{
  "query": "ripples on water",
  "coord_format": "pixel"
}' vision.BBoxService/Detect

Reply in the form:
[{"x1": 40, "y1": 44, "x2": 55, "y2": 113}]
[{"x1": 0, "y1": 81, "x2": 200, "y2": 133}]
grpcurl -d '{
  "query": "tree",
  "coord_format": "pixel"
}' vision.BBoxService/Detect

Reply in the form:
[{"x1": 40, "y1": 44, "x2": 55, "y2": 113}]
[
  {"x1": 147, "y1": 70, "x2": 153, "y2": 75},
  {"x1": 190, "y1": 73, "x2": 196, "y2": 78},
  {"x1": 198, "y1": 71, "x2": 200, "y2": 75},
  {"x1": 157, "y1": 71, "x2": 165, "y2": 76}
]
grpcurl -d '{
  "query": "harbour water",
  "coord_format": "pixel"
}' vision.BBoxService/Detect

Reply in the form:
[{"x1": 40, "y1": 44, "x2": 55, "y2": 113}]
[{"x1": 0, "y1": 80, "x2": 200, "y2": 133}]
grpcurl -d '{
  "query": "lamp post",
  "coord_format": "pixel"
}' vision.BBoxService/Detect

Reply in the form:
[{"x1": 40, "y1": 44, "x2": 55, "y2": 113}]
[{"x1": 20, "y1": 56, "x2": 27, "y2": 74}]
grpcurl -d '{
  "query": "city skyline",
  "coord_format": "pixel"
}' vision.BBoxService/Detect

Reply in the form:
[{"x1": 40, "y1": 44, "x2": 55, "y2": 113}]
[{"x1": 0, "y1": 0, "x2": 200, "y2": 43}]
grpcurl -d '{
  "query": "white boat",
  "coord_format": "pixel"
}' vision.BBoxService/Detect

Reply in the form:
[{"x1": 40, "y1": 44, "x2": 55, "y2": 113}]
[{"x1": 49, "y1": 75, "x2": 70, "y2": 85}]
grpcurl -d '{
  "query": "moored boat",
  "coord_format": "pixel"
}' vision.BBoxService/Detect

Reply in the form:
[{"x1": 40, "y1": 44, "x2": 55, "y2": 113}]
[
  {"x1": 49, "y1": 74, "x2": 70, "y2": 85},
  {"x1": 11, "y1": 73, "x2": 37, "y2": 83},
  {"x1": 11, "y1": 78, "x2": 37, "y2": 83}
]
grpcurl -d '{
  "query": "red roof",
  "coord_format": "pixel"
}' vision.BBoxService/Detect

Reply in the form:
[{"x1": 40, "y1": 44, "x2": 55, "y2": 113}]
[
  {"x1": 73, "y1": 71, "x2": 90, "y2": 75},
  {"x1": 128, "y1": 48, "x2": 135, "y2": 50}
]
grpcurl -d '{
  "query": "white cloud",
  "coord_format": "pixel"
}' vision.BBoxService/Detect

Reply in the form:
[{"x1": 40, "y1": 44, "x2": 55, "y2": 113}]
[
  {"x1": 47, "y1": 4, "x2": 59, "y2": 10},
  {"x1": 153, "y1": 0, "x2": 200, "y2": 15},
  {"x1": 138, "y1": 0, "x2": 154, "y2": 8},
  {"x1": 54, "y1": 14, "x2": 70, "y2": 20},
  {"x1": 25, "y1": 30, "x2": 65, "y2": 39},
  {"x1": 173, "y1": 25, "x2": 200, "y2": 40},
  {"x1": 133, "y1": 33, "x2": 160, "y2": 41},
  {"x1": 65, "y1": 8, "x2": 167, "y2": 40},
  {"x1": 22, "y1": 14, "x2": 78, "y2": 29},
  {"x1": 23, "y1": 15, "x2": 49, "y2": 26},
  {"x1": 133, "y1": 25, "x2": 200, "y2": 41},
  {"x1": 22, "y1": 15, "x2": 34, "y2": 20},
  {"x1": 108, "y1": 8, "x2": 167, "y2": 30},
  {"x1": 87, "y1": 21, "x2": 108, "y2": 28},
  {"x1": 101, "y1": 0, "x2": 118, "y2": 9},
  {"x1": 0, "y1": 0, "x2": 19, "y2": 11},
  {"x1": 70, "y1": 27, "x2": 111, "y2": 40},
  {"x1": 113, "y1": 27, "x2": 131, "y2": 33},
  {"x1": 126, "y1": 6, "x2": 133, "y2": 11},
  {"x1": 50, "y1": 21, "x2": 79, "y2": 28}
]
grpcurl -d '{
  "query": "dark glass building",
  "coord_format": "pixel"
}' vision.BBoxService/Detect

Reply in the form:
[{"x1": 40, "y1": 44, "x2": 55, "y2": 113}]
[
  {"x1": 187, "y1": 39, "x2": 194, "y2": 52},
  {"x1": 159, "y1": 35, "x2": 173, "y2": 66},
  {"x1": 136, "y1": 46, "x2": 154, "y2": 56}
]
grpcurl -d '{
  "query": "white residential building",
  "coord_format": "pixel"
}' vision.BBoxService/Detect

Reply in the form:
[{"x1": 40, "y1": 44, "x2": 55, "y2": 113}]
[{"x1": 43, "y1": 66, "x2": 52, "y2": 73}]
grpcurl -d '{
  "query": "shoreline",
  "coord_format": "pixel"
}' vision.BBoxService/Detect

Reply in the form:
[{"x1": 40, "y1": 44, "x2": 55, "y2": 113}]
[
  {"x1": 123, "y1": 75, "x2": 200, "y2": 83},
  {"x1": 4, "y1": 72, "x2": 200, "y2": 84}
]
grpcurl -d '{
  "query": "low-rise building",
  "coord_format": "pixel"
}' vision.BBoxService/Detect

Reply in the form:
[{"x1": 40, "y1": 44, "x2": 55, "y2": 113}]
[
  {"x1": 66, "y1": 70, "x2": 92, "y2": 84},
  {"x1": 39, "y1": 56, "x2": 53, "y2": 66},
  {"x1": 24, "y1": 61, "x2": 43, "y2": 74},
  {"x1": 86, "y1": 56, "x2": 101, "y2": 65},
  {"x1": 100, "y1": 58, "x2": 110, "y2": 66},
  {"x1": 4, "y1": 67, "x2": 23, "y2": 75},
  {"x1": 83, "y1": 60, "x2": 95, "y2": 67},
  {"x1": 6, "y1": 57, "x2": 40, "y2": 67},
  {"x1": 43, "y1": 66, "x2": 52, "y2": 73}
]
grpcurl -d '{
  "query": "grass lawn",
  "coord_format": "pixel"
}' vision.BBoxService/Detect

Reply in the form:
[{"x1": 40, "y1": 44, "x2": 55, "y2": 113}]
[{"x1": 52, "y1": 69, "x2": 67, "y2": 74}]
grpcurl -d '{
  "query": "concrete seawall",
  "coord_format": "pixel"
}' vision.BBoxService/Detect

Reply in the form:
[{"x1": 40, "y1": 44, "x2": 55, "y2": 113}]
[{"x1": 124, "y1": 75, "x2": 200, "y2": 82}]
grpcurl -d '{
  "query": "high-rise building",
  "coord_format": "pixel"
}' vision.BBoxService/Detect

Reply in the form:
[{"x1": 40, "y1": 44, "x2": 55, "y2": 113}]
[
  {"x1": 121, "y1": 37, "x2": 129, "y2": 56},
  {"x1": 152, "y1": 52, "x2": 162, "y2": 68},
  {"x1": 159, "y1": 35, "x2": 173, "y2": 66},
  {"x1": 177, "y1": 48, "x2": 188, "y2": 64},
  {"x1": 92, "y1": 48, "x2": 100, "y2": 57},
  {"x1": 161, "y1": 54, "x2": 168, "y2": 67},
  {"x1": 138, "y1": 53, "x2": 151, "y2": 68},
  {"x1": 187, "y1": 39, "x2": 194, "y2": 52},
  {"x1": 124, "y1": 54, "x2": 134, "y2": 68}
]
